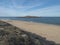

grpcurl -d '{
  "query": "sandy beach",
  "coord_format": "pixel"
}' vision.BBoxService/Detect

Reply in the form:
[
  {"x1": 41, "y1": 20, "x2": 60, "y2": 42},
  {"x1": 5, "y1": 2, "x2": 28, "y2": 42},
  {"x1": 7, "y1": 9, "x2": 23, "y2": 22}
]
[{"x1": 2, "y1": 20, "x2": 60, "y2": 44}]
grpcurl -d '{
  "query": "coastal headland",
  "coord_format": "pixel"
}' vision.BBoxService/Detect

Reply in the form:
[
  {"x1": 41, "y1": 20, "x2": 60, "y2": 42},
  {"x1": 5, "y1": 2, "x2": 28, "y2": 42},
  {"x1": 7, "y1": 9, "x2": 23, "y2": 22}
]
[{"x1": 1, "y1": 20, "x2": 60, "y2": 44}]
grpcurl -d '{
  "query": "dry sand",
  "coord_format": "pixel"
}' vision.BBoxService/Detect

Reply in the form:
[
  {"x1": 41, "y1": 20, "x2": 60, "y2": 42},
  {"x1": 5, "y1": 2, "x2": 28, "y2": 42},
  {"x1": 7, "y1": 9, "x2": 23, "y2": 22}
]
[{"x1": 2, "y1": 20, "x2": 60, "y2": 43}]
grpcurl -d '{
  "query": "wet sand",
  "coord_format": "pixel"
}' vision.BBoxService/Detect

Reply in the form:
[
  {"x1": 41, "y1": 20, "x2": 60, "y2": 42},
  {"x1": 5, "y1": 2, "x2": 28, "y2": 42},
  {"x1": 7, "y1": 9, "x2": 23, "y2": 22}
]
[{"x1": 2, "y1": 20, "x2": 60, "y2": 43}]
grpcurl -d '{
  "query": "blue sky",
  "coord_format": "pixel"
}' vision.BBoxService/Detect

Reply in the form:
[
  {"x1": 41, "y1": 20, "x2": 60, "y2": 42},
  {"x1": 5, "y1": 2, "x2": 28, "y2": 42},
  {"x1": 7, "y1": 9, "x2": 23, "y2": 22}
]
[{"x1": 0, "y1": 0, "x2": 60, "y2": 17}]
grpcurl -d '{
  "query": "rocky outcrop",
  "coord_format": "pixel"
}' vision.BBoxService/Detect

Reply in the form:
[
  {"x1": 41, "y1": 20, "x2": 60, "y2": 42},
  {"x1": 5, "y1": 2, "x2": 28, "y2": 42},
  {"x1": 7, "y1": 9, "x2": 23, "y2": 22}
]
[{"x1": 0, "y1": 21, "x2": 59, "y2": 45}]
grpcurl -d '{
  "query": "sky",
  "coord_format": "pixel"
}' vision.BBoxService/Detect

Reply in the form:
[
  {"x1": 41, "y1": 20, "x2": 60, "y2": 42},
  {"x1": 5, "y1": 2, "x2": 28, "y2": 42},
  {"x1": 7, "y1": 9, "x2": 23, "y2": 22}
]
[{"x1": 0, "y1": 0, "x2": 60, "y2": 17}]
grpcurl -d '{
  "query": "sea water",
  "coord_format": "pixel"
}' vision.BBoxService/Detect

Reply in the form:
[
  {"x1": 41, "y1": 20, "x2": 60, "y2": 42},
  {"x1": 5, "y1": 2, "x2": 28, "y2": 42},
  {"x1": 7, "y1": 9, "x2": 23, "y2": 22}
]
[{"x1": 0, "y1": 17, "x2": 60, "y2": 25}]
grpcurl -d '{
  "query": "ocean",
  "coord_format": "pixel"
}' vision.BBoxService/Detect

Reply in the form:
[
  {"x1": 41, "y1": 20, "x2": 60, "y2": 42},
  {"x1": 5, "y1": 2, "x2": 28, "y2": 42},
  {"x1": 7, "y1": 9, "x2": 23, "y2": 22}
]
[{"x1": 0, "y1": 17, "x2": 60, "y2": 25}]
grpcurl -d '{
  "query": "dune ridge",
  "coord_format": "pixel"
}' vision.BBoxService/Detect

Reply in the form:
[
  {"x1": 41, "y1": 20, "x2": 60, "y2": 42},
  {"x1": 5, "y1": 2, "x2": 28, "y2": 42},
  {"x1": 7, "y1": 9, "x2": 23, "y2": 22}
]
[{"x1": 2, "y1": 20, "x2": 60, "y2": 44}]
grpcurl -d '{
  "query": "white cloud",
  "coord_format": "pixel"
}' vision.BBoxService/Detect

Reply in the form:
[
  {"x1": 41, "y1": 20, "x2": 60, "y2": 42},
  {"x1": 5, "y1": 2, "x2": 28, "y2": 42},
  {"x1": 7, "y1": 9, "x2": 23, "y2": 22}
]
[
  {"x1": 0, "y1": 7, "x2": 17, "y2": 16},
  {"x1": 0, "y1": 5, "x2": 60, "y2": 17},
  {"x1": 26, "y1": 5, "x2": 60, "y2": 17},
  {"x1": 0, "y1": 6, "x2": 28, "y2": 17},
  {"x1": 0, "y1": 0, "x2": 44, "y2": 17},
  {"x1": 9, "y1": 0, "x2": 43, "y2": 9},
  {"x1": 0, "y1": 0, "x2": 60, "y2": 17}
]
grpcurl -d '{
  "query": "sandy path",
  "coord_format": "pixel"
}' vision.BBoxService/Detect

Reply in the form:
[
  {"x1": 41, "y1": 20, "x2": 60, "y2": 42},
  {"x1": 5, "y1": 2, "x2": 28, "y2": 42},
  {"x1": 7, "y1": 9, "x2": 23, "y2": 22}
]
[{"x1": 2, "y1": 20, "x2": 60, "y2": 43}]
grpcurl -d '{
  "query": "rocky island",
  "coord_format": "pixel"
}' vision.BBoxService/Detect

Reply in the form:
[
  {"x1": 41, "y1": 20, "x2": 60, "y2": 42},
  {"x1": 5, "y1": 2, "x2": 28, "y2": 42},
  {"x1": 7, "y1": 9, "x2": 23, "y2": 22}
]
[{"x1": 17, "y1": 16, "x2": 40, "y2": 18}]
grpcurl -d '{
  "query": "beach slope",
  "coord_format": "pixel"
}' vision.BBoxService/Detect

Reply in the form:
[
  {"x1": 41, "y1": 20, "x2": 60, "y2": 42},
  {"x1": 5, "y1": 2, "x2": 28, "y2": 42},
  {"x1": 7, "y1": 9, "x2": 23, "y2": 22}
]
[{"x1": 2, "y1": 20, "x2": 60, "y2": 43}]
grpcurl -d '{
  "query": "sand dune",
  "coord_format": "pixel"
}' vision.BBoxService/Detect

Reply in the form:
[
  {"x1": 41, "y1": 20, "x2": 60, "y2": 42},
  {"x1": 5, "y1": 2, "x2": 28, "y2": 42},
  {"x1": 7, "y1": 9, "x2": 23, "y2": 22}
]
[{"x1": 2, "y1": 20, "x2": 60, "y2": 44}]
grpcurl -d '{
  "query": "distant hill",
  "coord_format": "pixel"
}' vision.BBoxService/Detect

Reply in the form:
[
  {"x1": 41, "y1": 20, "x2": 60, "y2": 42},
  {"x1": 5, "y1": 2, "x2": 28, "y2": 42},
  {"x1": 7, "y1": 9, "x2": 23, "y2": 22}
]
[{"x1": 18, "y1": 16, "x2": 40, "y2": 18}]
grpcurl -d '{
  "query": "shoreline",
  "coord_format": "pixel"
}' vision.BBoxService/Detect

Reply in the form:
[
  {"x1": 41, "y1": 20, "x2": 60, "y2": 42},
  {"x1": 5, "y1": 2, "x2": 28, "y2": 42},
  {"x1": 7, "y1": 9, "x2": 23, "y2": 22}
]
[
  {"x1": 1, "y1": 20, "x2": 60, "y2": 44},
  {"x1": 0, "y1": 18, "x2": 60, "y2": 26}
]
